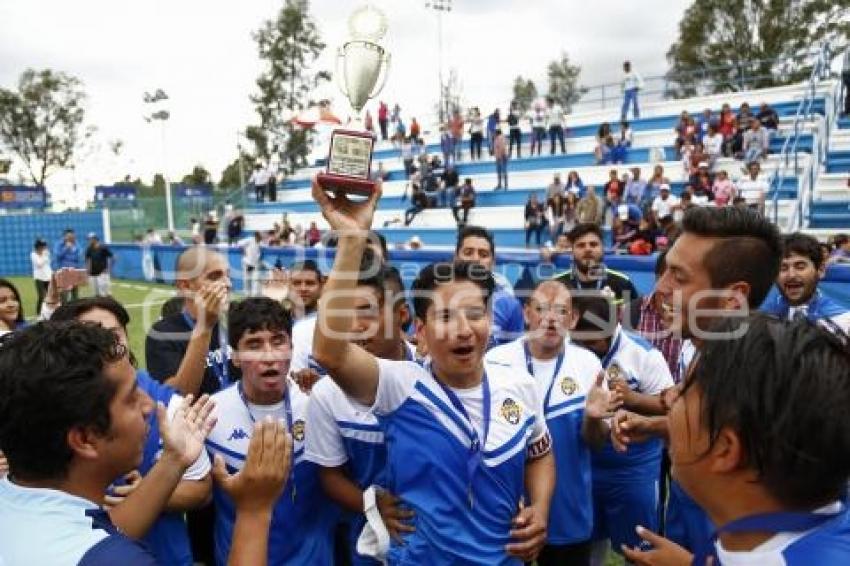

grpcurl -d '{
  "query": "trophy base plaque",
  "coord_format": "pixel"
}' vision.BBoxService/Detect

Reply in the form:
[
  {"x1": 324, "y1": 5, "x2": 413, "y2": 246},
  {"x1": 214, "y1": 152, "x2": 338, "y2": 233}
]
[{"x1": 318, "y1": 129, "x2": 377, "y2": 196}]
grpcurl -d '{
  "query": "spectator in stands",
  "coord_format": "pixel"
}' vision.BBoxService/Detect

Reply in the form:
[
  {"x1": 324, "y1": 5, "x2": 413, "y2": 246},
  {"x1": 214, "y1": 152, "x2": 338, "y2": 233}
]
[
  {"x1": 736, "y1": 160, "x2": 768, "y2": 215},
  {"x1": 566, "y1": 170, "x2": 585, "y2": 195},
  {"x1": 451, "y1": 177, "x2": 476, "y2": 227},
  {"x1": 711, "y1": 169, "x2": 736, "y2": 206},
  {"x1": 249, "y1": 162, "x2": 269, "y2": 203},
  {"x1": 486, "y1": 109, "x2": 500, "y2": 155},
  {"x1": 31, "y1": 239, "x2": 51, "y2": 315},
  {"x1": 524, "y1": 193, "x2": 548, "y2": 247},
  {"x1": 563, "y1": 191, "x2": 580, "y2": 236},
  {"x1": 691, "y1": 176, "x2": 714, "y2": 205},
  {"x1": 625, "y1": 167, "x2": 647, "y2": 205},
  {"x1": 306, "y1": 221, "x2": 321, "y2": 247},
  {"x1": 687, "y1": 143, "x2": 709, "y2": 182},
  {"x1": 594, "y1": 122, "x2": 612, "y2": 163},
  {"x1": 547, "y1": 97, "x2": 566, "y2": 154},
  {"x1": 530, "y1": 103, "x2": 547, "y2": 156},
  {"x1": 540, "y1": 232, "x2": 572, "y2": 263},
  {"x1": 651, "y1": 184, "x2": 679, "y2": 223},
  {"x1": 613, "y1": 203, "x2": 642, "y2": 251},
  {"x1": 401, "y1": 137, "x2": 414, "y2": 178},
  {"x1": 621, "y1": 60, "x2": 643, "y2": 120},
  {"x1": 603, "y1": 169, "x2": 624, "y2": 219},
  {"x1": 266, "y1": 165, "x2": 278, "y2": 203},
  {"x1": 596, "y1": 136, "x2": 615, "y2": 164},
  {"x1": 742, "y1": 117, "x2": 770, "y2": 163},
  {"x1": 548, "y1": 192, "x2": 567, "y2": 241},
  {"x1": 547, "y1": 172, "x2": 565, "y2": 202},
  {"x1": 717, "y1": 103, "x2": 736, "y2": 155},
  {"x1": 507, "y1": 103, "x2": 523, "y2": 158},
  {"x1": 696, "y1": 108, "x2": 713, "y2": 142},
  {"x1": 450, "y1": 108, "x2": 464, "y2": 162},
  {"x1": 674, "y1": 111, "x2": 696, "y2": 156},
  {"x1": 757, "y1": 101, "x2": 779, "y2": 131},
  {"x1": 612, "y1": 120, "x2": 632, "y2": 163},
  {"x1": 410, "y1": 117, "x2": 421, "y2": 143},
  {"x1": 439, "y1": 125, "x2": 454, "y2": 167},
  {"x1": 85, "y1": 234, "x2": 113, "y2": 297},
  {"x1": 442, "y1": 163, "x2": 460, "y2": 207},
  {"x1": 703, "y1": 123, "x2": 724, "y2": 171},
  {"x1": 577, "y1": 185, "x2": 603, "y2": 225},
  {"x1": 370, "y1": 161, "x2": 389, "y2": 183},
  {"x1": 393, "y1": 116, "x2": 407, "y2": 146},
  {"x1": 468, "y1": 107, "x2": 484, "y2": 160},
  {"x1": 493, "y1": 128, "x2": 509, "y2": 190},
  {"x1": 672, "y1": 190, "x2": 695, "y2": 222},
  {"x1": 730, "y1": 101, "x2": 753, "y2": 157},
  {"x1": 828, "y1": 234, "x2": 850, "y2": 265},
  {"x1": 378, "y1": 101, "x2": 389, "y2": 140},
  {"x1": 404, "y1": 185, "x2": 429, "y2": 226},
  {"x1": 364, "y1": 108, "x2": 374, "y2": 135}
]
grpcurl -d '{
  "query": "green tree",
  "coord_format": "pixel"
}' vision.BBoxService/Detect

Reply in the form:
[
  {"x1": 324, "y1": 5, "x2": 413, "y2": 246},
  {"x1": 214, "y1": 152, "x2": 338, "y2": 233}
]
[
  {"x1": 151, "y1": 173, "x2": 167, "y2": 196},
  {"x1": 546, "y1": 53, "x2": 584, "y2": 112},
  {"x1": 249, "y1": 0, "x2": 330, "y2": 174},
  {"x1": 511, "y1": 76, "x2": 538, "y2": 112},
  {"x1": 0, "y1": 68, "x2": 86, "y2": 186},
  {"x1": 666, "y1": 0, "x2": 850, "y2": 95},
  {"x1": 180, "y1": 164, "x2": 212, "y2": 187},
  {"x1": 219, "y1": 152, "x2": 255, "y2": 189}
]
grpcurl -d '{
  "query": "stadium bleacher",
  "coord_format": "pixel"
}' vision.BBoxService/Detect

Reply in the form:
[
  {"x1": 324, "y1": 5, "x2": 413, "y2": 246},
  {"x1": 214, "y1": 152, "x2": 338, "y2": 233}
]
[{"x1": 240, "y1": 79, "x2": 845, "y2": 249}]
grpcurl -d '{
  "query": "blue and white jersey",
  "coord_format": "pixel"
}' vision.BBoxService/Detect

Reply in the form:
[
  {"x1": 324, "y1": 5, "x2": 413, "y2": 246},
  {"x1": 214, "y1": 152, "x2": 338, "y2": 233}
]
[
  {"x1": 205, "y1": 381, "x2": 337, "y2": 566},
  {"x1": 290, "y1": 313, "x2": 329, "y2": 375},
  {"x1": 486, "y1": 337, "x2": 602, "y2": 545},
  {"x1": 761, "y1": 289, "x2": 850, "y2": 333},
  {"x1": 0, "y1": 479, "x2": 156, "y2": 565},
  {"x1": 591, "y1": 325, "x2": 674, "y2": 480},
  {"x1": 715, "y1": 503, "x2": 850, "y2": 565},
  {"x1": 372, "y1": 357, "x2": 550, "y2": 565},
  {"x1": 128, "y1": 371, "x2": 210, "y2": 566},
  {"x1": 491, "y1": 289, "x2": 525, "y2": 347}
]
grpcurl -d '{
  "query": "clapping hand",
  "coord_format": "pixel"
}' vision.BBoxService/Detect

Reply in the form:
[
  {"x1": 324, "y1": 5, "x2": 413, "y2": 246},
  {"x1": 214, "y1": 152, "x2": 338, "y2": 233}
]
[
  {"x1": 159, "y1": 394, "x2": 217, "y2": 469},
  {"x1": 212, "y1": 417, "x2": 293, "y2": 513}
]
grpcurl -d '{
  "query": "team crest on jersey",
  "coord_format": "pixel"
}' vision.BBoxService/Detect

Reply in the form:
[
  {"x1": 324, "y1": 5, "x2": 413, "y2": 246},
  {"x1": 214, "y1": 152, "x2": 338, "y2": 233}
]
[
  {"x1": 606, "y1": 363, "x2": 624, "y2": 383},
  {"x1": 292, "y1": 420, "x2": 306, "y2": 442},
  {"x1": 560, "y1": 376, "x2": 578, "y2": 396},
  {"x1": 500, "y1": 398, "x2": 522, "y2": 425}
]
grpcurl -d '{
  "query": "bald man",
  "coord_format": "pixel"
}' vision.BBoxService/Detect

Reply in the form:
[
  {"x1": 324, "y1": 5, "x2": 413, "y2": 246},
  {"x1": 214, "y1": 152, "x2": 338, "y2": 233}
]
[{"x1": 145, "y1": 247, "x2": 233, "y2": 397}]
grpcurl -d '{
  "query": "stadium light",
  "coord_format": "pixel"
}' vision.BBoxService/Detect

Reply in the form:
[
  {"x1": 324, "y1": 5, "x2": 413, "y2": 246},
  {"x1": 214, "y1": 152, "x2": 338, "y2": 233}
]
[
  {"x1": 143, "y1": 89, "x2": 175, "y2": 232},
  {"x1": 424, "y1": 0, "x2": 452, "y2": 124}
]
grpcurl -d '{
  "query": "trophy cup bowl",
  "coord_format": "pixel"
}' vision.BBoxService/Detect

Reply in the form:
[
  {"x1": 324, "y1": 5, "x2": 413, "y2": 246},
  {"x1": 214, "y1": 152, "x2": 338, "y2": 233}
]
[{"x1": 317, "y1": 4, "x2": 390, "y2": 197}]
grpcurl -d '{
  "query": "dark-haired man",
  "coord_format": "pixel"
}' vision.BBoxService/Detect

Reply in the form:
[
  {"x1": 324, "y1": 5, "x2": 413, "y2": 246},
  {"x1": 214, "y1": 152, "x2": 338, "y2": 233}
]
[
  {"x1": 623, "y1": 315, "x2": 850, "y2": 565},
  {"x1": 455, "y1": 225, "x2": 524, "y2": 346},
  {"x1": 305, "y1": 257, "x2": 415, "y2": 564},
  {"x1": 555, "y1": 223, "x2": 639, "y2": 304},
  {"x1": 205, "y1": 297, "x2": 338, "y2": 565},
  {"x1": 0, "y1": 322, "x2": 216, "y2": 565},
  {"x1": 486, "y1": 280, "x2": 614, "y2": 566},
  {"x1": 312, "y1": 178, "x2": 555, "y2": 564},
  {"x1": 612, "y1": 206, "x2": 783, "y2": 554},
  {"x1": 761, "y1": 232, "x2": 850, "y2": 332}
]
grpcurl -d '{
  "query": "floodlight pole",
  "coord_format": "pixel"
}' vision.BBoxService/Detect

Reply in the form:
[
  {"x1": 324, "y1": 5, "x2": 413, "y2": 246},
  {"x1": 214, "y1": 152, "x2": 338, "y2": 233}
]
[{"x1": 425, "y1": 0, "x2": 452, "y2": 124}]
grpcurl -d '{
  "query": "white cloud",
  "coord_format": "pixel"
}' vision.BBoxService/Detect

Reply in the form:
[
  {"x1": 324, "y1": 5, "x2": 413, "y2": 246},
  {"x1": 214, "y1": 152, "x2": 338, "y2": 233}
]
[{"x1": 0, "y1": 0, "x2": 691, "y2": 207}]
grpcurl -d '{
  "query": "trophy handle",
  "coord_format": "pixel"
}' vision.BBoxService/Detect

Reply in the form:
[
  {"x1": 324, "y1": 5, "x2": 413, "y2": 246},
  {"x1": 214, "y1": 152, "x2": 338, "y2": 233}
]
[{"x1": 369, "y1": 50, "x2": 391, "y2": 100}]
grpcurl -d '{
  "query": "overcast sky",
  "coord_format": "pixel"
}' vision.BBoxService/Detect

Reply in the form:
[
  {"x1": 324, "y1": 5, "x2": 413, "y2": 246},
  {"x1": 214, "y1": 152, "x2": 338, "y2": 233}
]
[{"x1": 0, "y1": 0, "x2": 691, "y2": 205}]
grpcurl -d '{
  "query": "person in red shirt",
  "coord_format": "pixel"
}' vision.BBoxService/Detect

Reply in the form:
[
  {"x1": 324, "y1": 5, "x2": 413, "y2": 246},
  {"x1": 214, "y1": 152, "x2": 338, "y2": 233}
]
[
  {"x1": 307, "y1": 221, "x2": 322, "y2": 247},
  {"x1": 378, "y1": 101, "x2": 389, "y2": 141}
]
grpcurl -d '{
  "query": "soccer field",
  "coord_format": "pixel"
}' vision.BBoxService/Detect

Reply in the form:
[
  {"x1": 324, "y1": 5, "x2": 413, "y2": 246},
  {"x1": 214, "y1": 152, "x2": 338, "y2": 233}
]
[{"x1": 10, "y1": 276, "x2": 176, "y2": 368}]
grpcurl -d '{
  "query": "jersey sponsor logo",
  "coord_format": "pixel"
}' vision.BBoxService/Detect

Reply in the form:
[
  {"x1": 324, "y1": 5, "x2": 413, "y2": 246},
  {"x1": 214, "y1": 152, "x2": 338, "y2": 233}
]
[
  {"x1": 560, "y1": 376, "x2": 578, "y2": 396},
  {"x1": 500, "y1": 398, "x2": 522, "y2": 425},
  {"x1": 292, "y1": 419, "x2": 306, "y2": 442},
  {"x1": 228, "y1": 427, "x2": 250, "y2": 441}
]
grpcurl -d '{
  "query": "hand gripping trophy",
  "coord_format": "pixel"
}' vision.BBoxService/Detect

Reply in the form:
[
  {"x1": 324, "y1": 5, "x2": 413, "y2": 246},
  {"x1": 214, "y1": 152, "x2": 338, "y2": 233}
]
[{"x1": 316, "y1": 3, "x2": 391, "y2": 196}]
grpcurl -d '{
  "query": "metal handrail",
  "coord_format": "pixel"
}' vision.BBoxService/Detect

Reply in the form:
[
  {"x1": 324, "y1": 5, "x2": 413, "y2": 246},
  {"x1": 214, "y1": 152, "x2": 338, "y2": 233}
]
[{"x1": 769, "y1": 43, "x2": 833, "y2": 231}]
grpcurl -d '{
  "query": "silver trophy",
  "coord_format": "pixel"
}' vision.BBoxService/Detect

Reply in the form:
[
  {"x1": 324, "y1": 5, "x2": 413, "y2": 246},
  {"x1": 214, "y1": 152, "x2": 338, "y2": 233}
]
[
  {"x1": 336, "y1": 4, "x2": 391, "y2": 118},
  {"x1": 318, "y1": 3, "x2": 390, "y2": 195}
]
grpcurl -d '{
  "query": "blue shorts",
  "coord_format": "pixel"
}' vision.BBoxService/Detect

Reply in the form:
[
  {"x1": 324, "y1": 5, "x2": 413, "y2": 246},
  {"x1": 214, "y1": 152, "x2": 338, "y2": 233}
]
[
  {"x1": 591, "y1": 476, "x2": 659, "y2": 552},
  {"x1": 665, "y1": 481, "x2": 714, "y2": 553}
]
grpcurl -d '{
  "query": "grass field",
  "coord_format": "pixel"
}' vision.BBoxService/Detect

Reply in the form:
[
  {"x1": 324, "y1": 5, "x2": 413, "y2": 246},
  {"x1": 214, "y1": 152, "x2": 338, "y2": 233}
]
[{"x1": 10, "y1": 276, "x2": 176, "y2": 368}]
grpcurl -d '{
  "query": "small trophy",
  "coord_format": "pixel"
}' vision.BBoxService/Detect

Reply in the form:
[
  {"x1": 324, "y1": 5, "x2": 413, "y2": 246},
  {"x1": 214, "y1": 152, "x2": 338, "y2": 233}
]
[{"x1": 317, "y1": 3, "x2": 390, "y2": 196}]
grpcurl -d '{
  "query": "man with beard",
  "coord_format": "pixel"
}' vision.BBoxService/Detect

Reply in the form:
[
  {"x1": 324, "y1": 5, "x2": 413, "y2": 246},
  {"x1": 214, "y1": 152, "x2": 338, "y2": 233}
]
[
  {"x1": 761, "y1": 232, "x2": 850, "y2": 332},
  {"x1": 555, "y1": 224, "x2": 640, "y2": 304},
  {"x1": 486, "y1": 280, "x2": 616, "y2": 566},
  {"x1": 610, "y1": 206, "x2": 783, "y2": 554}
]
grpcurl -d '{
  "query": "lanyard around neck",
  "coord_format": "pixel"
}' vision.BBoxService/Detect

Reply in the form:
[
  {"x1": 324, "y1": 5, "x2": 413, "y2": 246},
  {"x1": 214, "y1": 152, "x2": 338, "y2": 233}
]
[
  {"x1": 524, "y1": 340, "x2": 566, "y2": 409},
  {"x1": 431, "y1": 365, "x2": 491, "y2": 509},
  {"x1": 600, "y1": 331, "x2": 622, "y2": 369}
]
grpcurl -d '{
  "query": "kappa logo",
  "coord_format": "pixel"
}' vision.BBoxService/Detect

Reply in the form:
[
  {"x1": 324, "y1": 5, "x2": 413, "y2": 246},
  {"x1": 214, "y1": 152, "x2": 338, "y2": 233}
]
[
  {"x1": 500, "y1": 398, "x2": 522, "y2": 425},
  {"x1": 292, "y1": 419, "x2": 306, "y2": 442},
  {"x1": 227, "y1": 428, "x2": 250, "y2": 441},
  {"x1": 560, "y1": 376, "x2": 578, "y2": 396}
]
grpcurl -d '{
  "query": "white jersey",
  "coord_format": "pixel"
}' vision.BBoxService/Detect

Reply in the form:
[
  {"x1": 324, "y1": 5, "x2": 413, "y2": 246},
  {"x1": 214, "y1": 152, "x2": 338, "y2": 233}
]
[
  {"x1": 290, "y1": 313, "x2": 324, "y2": 375},
  {"x1": 486, "y1": 336, "x2": 602, "y2": 544}
]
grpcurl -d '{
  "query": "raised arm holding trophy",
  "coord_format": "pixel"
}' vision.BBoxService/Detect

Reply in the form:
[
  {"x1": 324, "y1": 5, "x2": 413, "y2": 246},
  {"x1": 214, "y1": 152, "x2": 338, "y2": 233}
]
[{"x1": 317, "y1": 4, "x2": 391, "y2": 196}]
